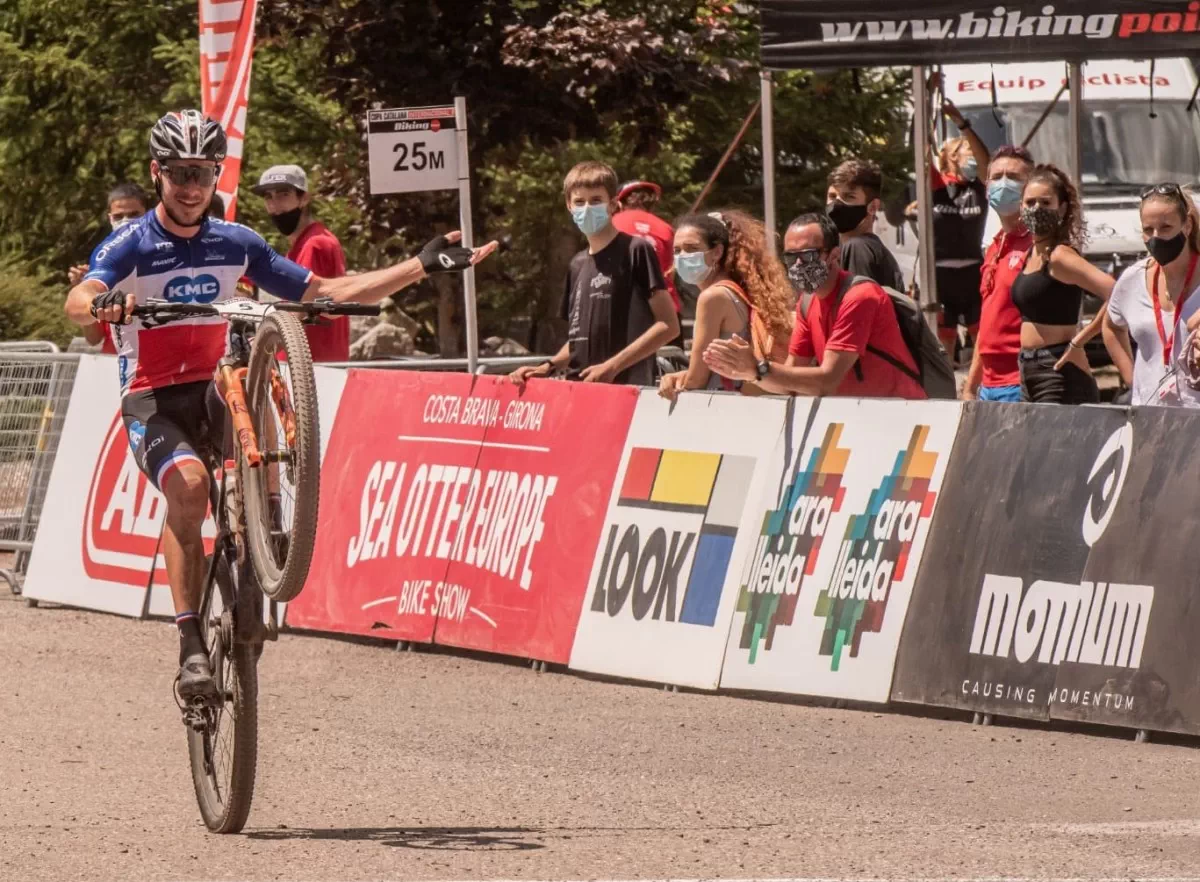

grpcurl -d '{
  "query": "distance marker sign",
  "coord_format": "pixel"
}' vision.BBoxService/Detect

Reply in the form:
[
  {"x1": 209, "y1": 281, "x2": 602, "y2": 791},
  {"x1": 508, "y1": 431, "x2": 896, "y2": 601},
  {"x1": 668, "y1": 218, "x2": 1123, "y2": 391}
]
[{"x1": 367, "y1": 105, "x2": 459, "y2": 195}]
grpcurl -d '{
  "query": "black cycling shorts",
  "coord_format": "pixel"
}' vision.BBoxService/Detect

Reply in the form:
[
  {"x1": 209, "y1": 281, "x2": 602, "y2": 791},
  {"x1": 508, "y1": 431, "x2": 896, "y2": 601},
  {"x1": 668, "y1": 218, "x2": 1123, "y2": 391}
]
[
  {"x1": 121, "y1": 381, "x2": 226, "y2": 490},
  {"x1": 935, "y1": 262, "x2": 983, "y2": 328}
]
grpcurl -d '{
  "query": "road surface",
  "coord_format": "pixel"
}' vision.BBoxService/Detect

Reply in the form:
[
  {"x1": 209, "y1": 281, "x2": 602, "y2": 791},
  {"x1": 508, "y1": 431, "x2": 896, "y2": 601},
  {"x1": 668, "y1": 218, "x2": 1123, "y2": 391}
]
[{"x1": 2, "y1": 591, "x2": 1199, "y2": 881}]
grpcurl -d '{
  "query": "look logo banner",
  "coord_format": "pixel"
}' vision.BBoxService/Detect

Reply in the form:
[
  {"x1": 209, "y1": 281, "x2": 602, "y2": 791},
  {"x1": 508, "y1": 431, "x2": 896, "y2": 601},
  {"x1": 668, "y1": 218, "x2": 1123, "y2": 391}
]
[
  {"x1": 569, "y1": 391, "x2": 793, "y2": 690},
  {"x1": 720, "y1": 399, "x2": 962, "y2": 703}
]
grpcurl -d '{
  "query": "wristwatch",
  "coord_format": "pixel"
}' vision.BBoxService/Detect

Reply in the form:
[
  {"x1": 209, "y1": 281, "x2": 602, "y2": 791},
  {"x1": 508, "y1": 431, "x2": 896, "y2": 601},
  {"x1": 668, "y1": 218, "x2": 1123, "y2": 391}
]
[{"x1": 755, "y1": 359, "x2": 771, "y2": 381}]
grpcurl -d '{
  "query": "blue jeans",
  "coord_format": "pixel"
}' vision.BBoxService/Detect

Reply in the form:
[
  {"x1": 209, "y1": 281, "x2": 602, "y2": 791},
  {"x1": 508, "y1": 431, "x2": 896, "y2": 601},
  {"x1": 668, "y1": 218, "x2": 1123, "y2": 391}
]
[{"x1": 978, "y1": 384, "x2": 1023, "y2": 403}]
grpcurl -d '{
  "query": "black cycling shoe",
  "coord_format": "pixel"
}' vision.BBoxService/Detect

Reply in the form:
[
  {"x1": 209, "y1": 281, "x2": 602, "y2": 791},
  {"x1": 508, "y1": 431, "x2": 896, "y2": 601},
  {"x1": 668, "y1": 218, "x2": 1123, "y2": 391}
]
[{"x1": 177, "y1": 652, "x2": 219, "y2": 702}]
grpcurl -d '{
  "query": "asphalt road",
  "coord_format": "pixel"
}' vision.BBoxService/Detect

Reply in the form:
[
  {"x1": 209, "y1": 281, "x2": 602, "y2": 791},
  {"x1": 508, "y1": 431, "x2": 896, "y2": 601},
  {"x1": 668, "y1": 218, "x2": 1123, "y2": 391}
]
[{"x1": 3, "y1": 590, "x2": 1200, "y2": 882}]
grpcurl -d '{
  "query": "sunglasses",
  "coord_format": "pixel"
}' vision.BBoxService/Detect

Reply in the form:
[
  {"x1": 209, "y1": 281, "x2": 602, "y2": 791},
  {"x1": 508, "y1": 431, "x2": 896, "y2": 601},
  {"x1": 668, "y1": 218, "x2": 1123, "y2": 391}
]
[
  {"x1": 782, "y1": 249, "x2": 826, "y2": 264},
  {"x1": 1141, "y1": 183, "x2": 1187, "y2": 202},
  {"x1": 160, "y1": 164, "x2": 221, "y2": 188}
]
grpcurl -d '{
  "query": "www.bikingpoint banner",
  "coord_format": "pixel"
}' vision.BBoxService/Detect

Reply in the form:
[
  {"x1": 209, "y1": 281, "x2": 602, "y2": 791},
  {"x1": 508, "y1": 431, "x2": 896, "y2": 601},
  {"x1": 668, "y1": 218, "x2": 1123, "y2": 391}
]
[{"x1": 761, "y1": 1, "x2": 1200, "y2": 68}]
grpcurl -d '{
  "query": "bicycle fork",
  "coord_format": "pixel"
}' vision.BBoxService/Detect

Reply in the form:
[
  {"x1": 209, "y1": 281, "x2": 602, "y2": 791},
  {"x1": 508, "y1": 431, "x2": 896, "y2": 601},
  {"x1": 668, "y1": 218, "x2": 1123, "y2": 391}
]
[{"x1": 217, "y1": 360, "x2": 262, "y2": 468}]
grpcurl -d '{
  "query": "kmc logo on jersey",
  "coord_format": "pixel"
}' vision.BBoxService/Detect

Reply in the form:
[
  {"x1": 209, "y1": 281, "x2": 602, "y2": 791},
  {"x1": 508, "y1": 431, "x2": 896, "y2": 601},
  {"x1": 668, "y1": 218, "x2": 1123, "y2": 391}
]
[{"x1": 163, "y1": 273, "x2": 220, "y2": 304}]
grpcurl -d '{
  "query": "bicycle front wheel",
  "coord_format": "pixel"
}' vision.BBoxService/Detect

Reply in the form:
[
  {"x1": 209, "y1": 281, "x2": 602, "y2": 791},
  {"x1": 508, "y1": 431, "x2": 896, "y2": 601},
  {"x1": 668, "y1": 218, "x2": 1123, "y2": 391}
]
[
  {"x1": 188, "y1": 554, "x2": 258, "y2": 834},
  {"x1": 242, "y1": 311, "x2": 319, "y2": 603}
]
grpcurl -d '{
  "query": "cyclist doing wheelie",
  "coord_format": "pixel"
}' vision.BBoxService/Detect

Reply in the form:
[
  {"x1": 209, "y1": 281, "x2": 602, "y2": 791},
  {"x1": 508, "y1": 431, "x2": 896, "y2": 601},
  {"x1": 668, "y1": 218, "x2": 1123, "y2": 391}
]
[{"x1": 64, "y1": 110, "x2": 497, "y2": 701}]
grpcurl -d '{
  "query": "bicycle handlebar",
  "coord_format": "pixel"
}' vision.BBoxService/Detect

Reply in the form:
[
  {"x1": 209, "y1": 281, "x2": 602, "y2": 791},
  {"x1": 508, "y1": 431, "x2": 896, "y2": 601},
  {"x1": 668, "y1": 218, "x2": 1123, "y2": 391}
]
[{"x1": 131, "y1": 297, "x2": 381, "y2": 322}]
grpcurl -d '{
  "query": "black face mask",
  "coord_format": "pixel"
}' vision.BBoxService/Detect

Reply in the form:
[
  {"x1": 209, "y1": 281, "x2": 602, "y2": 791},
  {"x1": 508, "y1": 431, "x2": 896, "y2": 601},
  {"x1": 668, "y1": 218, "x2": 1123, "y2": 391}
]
[
  {"x1": 270, "y1": 207, "x2": 303, "y2": 236},
  {"x1": 826, "y1": 200, "x2": 869, "y2": 235},
  {"x1": 1147, "y1": 231, "x2": 1188, "y2": 267}
]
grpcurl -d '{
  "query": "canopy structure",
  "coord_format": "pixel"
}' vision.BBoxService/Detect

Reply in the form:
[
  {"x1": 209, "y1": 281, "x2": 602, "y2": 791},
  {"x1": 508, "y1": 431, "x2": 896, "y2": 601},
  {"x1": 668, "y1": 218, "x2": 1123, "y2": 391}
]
[{"x1": 758, "y1": 0, "x2": 1200, "y2": 320}]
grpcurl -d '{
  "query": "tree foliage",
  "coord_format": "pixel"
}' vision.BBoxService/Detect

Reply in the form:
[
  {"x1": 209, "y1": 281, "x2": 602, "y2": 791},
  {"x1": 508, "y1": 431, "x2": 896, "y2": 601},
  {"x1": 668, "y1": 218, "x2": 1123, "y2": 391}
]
[{"x1": 0, "y1": 0, "x2": 912, "y2": 352}]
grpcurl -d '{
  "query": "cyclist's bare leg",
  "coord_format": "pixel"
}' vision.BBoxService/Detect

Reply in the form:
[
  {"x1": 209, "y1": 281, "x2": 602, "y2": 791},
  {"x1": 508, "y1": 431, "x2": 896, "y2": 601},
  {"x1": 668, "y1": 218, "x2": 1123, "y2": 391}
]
[{"x1": 161, "y1": 461, "x2": 217, "y2": 697}]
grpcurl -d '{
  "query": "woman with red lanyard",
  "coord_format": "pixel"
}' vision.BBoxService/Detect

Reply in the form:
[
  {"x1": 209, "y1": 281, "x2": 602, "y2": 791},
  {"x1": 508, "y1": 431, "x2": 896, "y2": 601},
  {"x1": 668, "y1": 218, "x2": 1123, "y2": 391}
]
[
  {"x1": 658, "y1": 211, "x2": 793, "y2": 400},
  {"x1": 1103, "y1": 184, "x2": 1200, "y2": 406}
]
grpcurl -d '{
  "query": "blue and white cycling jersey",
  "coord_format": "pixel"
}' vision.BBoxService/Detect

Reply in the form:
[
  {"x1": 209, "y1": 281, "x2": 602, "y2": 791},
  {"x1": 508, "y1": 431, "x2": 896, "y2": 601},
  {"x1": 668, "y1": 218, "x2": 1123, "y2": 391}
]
[{"x1": 84, "y1": 211, "x2": 312, "y2": 394}]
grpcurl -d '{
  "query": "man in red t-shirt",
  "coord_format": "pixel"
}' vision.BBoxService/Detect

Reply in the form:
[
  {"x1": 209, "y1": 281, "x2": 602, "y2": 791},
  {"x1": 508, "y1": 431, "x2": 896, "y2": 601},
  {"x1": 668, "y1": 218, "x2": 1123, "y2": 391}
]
[
  {"x1": 612, "y1": 180, "x2": 681, "y2": 313},
  {"x1": 253, "y1": 164, "x2": 349, "y2": 362},
  {"x1": 962, "y1": 145, "x2": 1035, "y2": 402},
  {"x1": 705, "y1": 212, "x2": 925, "y2": 400}
]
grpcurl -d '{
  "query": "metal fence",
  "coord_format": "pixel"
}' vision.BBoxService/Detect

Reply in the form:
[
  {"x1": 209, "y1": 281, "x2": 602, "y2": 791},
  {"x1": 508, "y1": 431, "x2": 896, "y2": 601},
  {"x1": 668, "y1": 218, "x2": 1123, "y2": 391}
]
[{"x1": 0, "y1": 345, "x2": 80, "y2": 592}]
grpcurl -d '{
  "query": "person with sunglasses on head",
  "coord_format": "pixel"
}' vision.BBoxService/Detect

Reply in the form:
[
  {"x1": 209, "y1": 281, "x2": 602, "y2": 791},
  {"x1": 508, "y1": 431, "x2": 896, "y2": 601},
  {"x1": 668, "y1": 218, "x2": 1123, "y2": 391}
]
[
  {"x1": 63, "y1": 110, "x2": 498, "y2": 701},
  {"x1": 1104, "y1": 184, "x2": 1200, "y2": 406},
  {"x1": 657, "y1": 210, "x2": 792, "y2": 400},
  {"x1": 704, "y1": 212, "x2": 924, "y2": 400},
  {"x1": 1010, "y1": 163, "x2": 1115, "y2": 404},
  {"x1": 962, "y1": 145, "x2": 1036, "y2": 403},
  {"x1": 69, "y1": 182, "x2": 153, "y2": 352}
]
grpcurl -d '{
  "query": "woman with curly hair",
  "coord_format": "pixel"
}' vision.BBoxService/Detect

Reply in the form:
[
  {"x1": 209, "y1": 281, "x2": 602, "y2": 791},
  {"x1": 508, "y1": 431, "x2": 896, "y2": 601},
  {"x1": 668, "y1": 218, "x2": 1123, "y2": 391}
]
[
  {"x1": 1010, "y1": 164, "x2": 1115, "y2": 404},
  {"x1": 658, "y1": 211, "x2": 793, "y2": 400}
]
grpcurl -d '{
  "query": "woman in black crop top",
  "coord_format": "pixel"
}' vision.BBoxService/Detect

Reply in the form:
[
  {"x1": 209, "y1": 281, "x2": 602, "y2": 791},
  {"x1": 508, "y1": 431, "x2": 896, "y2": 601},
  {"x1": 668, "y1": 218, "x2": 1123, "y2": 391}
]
[{"x1": 1011, "y1": 164, "x2": 1116, "y2": 404}]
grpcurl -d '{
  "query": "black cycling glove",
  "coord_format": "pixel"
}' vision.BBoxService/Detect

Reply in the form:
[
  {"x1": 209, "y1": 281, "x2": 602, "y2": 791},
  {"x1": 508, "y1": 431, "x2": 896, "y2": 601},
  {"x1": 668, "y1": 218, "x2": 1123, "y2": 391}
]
[
  {"x1": 418, "y1": 235, "x2": 474, "y2": 275},
  {"x1": 90, "y1": 289, "x2": 130, "y2": 323}
]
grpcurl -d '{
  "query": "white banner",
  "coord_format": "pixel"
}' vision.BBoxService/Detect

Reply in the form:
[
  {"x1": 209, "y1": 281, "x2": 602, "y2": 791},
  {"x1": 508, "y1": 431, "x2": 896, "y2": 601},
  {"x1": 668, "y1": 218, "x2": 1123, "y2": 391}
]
[
  {"x1": 24, "y1": 357, "x2": 155, "y2": 615},
  {"x1": 568, "y1": 390, "x2": 797, "y2": 690},
  {"x1": 718, "y1": 398, "x2": 963, "y2": 702},
  {"x1": 199, "y1": 0, "x2": 257, "y2": 217}
]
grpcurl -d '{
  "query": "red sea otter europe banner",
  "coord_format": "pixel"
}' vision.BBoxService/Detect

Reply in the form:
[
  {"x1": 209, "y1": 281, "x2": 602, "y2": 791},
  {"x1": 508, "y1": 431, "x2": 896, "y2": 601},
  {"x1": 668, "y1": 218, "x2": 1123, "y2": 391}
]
[{"x1": 287, "y1": 371, "x2": 637, "y2": 664}]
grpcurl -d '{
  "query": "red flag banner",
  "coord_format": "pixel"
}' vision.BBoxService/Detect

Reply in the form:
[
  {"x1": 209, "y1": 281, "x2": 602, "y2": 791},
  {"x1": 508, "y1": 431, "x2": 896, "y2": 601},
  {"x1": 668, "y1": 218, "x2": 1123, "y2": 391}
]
[{"x1": 198, "y1": 0, "x2": 258, "y2": 218}]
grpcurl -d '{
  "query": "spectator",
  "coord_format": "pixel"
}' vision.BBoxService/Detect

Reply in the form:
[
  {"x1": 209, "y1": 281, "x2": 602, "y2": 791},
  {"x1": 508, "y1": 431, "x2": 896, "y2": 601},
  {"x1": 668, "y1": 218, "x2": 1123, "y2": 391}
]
[
  {"x1": 657, "y1": 210, "x2": 793, "y2": 400},
  {"x1": 825, "y1": 159, "x2": 905, "y2": 291},
  {"x1": 69, "y1": 182, "x2": 151, "y2": 351},
  {"x1": 252, "y1": 164, "x2": 349, "y2": 362},
  {"x1": 1011, "y1": 164, "x2": 1115, "y2": 404},
  {"x1": 704, "y1": 212, "x2": 925, "y2": 400},
  {"x1": 612, "y1": 180, "x2": 681, "y2": 314},
  {"x1": 509, "y1": 161, "x2": 679, "y2": 386},
  {"x1": 1105, "y1": 184, "x2": 1200, "y2": 406},
  {"x1": 909, "y1": 83, "x2": 991, "y2": 360},
  {"x1": 962, "y1": 145, "x2": 1036, "y2": 402}
]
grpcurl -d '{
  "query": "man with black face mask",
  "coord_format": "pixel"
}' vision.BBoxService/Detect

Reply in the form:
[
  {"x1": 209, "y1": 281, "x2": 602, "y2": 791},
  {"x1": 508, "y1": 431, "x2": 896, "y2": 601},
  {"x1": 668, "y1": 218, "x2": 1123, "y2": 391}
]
[
  {"x1": 252, "y1": 164, "x2": 349, "y2": 361},
  {"x1": 826, "y1": 160, "x2": 905, "y2": 291}
]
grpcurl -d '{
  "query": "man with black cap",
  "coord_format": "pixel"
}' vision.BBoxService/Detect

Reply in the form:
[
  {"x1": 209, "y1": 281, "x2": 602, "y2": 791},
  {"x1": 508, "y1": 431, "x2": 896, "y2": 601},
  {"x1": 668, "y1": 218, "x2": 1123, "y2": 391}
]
[{"x1": 253, "y1": 163, "x2": 349, "y2": 361}]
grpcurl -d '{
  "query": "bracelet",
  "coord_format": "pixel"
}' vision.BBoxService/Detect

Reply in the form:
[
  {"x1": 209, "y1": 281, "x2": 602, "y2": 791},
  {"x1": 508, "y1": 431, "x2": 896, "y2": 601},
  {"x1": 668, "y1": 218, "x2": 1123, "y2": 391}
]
[{"x1": 1067, "y1": 340, "x2": 1081, "y2": 350}]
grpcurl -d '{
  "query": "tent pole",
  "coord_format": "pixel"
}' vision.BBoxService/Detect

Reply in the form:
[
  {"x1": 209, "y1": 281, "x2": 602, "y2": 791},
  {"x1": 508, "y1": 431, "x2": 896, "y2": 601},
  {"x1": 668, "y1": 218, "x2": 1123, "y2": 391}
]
[
  {"x1": 1067, "y1": 62, "x2": 1084, "y2": 191},
  {"x1": 912, "y1": 66, "x2": 938, "y2": 332},
  {"x1": 761, "y1": 70, "x2": 777, "y2": 256}
]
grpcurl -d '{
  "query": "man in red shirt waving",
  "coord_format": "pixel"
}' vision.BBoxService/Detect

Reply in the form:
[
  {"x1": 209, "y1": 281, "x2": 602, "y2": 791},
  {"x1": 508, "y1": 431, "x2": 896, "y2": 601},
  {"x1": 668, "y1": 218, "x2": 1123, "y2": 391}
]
[
  {"x1": 705, "y1": 212, "x2": 925, "y2": 400},
  {"x1": 253, "y1": 164, "x2": 349, "y2": 362}
]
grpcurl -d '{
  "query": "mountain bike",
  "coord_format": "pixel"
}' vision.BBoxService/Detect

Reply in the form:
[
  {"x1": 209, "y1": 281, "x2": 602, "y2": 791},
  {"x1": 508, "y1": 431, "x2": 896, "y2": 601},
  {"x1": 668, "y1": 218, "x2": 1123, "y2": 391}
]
[{"x1": 131, "y1": 295, "x2": 379, "y2": 833}]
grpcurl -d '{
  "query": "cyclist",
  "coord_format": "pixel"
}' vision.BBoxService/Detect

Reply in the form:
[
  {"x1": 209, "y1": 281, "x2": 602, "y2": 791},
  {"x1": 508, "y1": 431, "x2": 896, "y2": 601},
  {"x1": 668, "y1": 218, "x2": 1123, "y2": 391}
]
[{"x1": 64, "y1": 110, "x2": 497, "y2": 700}]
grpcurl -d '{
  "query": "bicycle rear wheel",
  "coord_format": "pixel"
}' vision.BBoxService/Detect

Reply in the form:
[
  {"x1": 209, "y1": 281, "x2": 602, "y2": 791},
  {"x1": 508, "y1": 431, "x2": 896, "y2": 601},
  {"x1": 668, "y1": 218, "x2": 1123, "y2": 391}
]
[
  {"x1": 242, "y1": 311, "x2": 319, "y2": 603},
  {"x1": 187, "y1": 553, "x2": 258, "y2": 833}
]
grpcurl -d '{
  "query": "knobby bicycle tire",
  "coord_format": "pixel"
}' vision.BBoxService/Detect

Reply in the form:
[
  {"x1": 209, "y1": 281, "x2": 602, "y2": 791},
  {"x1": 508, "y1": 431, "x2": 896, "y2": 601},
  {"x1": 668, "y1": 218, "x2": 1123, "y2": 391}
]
[
  {"x1": 188, "y1": 554, "x2": 259, "y2": 834},
  {"x1": 242, "y1": 311, "x2": 319, "y2": 603}
]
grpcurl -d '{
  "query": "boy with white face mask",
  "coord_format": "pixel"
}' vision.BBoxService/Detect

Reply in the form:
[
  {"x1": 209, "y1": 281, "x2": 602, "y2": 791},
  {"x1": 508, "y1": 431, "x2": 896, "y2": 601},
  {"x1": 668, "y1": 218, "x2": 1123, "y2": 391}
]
[{"x1": 509, "y1": 161, "x2": 678, "y2": 386}]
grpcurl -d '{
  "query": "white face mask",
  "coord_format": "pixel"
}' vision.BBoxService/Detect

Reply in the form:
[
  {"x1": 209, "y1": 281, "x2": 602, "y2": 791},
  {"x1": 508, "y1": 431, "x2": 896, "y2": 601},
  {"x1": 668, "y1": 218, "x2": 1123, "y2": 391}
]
[{"x1": 110, "y1": 217, "x2": 134, "y2": 231}]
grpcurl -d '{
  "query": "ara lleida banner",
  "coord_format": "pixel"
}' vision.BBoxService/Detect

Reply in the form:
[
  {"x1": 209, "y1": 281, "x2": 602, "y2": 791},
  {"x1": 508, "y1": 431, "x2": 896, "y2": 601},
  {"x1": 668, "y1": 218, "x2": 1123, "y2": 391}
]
[{"x1": 761, "y1": 1, "x2": 1200, "y2": 68}]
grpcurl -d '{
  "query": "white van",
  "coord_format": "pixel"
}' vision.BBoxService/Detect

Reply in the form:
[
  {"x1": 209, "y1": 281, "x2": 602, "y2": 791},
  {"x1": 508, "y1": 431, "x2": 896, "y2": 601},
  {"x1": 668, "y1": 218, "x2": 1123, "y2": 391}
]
[{"x1": 878, "y1": 58, "x2": 1200, "y2": 284}]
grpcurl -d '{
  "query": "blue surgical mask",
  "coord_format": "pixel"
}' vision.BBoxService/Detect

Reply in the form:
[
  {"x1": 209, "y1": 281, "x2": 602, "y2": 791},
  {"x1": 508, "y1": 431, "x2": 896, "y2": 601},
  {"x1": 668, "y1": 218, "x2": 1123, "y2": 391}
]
[
  {"x1": 674, "y1": 250, "x2": 712, "y2": 287},
  {"x1": 961, "y1": 156, "x2": 979, "y2": 182},
  {"x1": 571, "y1": 203, "x2": 610, "y2": 236},
  {"x1": 987, "y1": 177, "x2": 1023, "y2": 214}
]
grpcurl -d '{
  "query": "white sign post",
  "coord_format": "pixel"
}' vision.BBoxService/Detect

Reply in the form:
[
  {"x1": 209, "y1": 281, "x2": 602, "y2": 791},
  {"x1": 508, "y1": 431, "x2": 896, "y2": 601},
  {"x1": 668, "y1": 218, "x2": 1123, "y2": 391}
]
[{"x1": 367, "y1": 101, "x2": 479, "y2": 372}]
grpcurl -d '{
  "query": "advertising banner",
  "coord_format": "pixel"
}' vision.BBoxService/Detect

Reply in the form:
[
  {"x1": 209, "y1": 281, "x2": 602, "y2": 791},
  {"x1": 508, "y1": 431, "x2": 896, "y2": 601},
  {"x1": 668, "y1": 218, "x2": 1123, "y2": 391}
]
[
  {"x1": 24, "y1": 356, "x2": 154, "y2": 616},
  {"x1": 568, "y1": 391, "x2": 794, "y2": 690},
  {"x1": 761, "y1": 1, "x2": 1200, "y2": 68},
  {"x1": 719, "y1": 399, "x2": 962, "y2": 703},
  {"x1": 198, "y1": 0, "x2": 258, "y2": 217},
  {"x1": 1048, "y1": 406, "x2": 1200, "y2": 736},
  {"x1": 288, "y1": 372, "x2": 636, "y2": 662},
  {"x1": 890, "y1": 402, "x2": 1131, "y2": 720}
]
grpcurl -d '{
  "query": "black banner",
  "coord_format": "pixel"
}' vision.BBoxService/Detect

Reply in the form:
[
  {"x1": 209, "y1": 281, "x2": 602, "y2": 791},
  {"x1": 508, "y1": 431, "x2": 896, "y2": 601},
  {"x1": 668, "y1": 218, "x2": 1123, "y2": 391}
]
[
  {"x1": 762, "y1": 1, "x2": 1200, "y2": 68},
  {"x1": 1048, "y1": 406, "x2": 1200, "y2": 736},
  {"x1": 890, "y1": 402, "x2": 1130, "y2": 721}
]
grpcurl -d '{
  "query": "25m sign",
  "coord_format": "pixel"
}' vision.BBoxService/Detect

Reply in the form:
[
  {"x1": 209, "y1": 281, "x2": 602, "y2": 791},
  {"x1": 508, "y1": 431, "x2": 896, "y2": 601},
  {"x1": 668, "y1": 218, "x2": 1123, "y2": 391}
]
[{"x1": 367, "y1": 105, "x2": 459, "y2": 195}]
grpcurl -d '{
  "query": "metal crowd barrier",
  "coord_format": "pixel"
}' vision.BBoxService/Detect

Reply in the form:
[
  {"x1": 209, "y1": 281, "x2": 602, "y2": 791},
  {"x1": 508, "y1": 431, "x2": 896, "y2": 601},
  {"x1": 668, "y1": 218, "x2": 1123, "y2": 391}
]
[{"x1": 0, "y1": 345, "x2": 79, "y2": 593}]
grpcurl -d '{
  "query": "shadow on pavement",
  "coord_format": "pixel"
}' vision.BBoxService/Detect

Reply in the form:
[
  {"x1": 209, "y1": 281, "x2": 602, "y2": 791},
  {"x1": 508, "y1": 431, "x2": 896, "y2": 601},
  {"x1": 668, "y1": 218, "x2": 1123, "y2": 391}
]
[{"x1": 245, "y1": 825, "x2": 545, "y2": 850}]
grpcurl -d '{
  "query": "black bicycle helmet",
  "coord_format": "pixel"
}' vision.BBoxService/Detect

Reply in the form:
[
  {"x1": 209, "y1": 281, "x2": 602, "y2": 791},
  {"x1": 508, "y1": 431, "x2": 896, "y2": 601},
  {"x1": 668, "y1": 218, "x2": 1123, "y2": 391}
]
[{"x1": 148, "y1": 110, "x2": 227, "y2": 163}]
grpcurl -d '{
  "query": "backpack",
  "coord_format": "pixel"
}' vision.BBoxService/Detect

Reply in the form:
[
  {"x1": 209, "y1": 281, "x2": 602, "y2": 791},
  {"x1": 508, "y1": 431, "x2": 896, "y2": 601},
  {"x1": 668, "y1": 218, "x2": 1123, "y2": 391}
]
[{"x1": 801, "y1": 274, "x2": 956, "y2": 400}]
